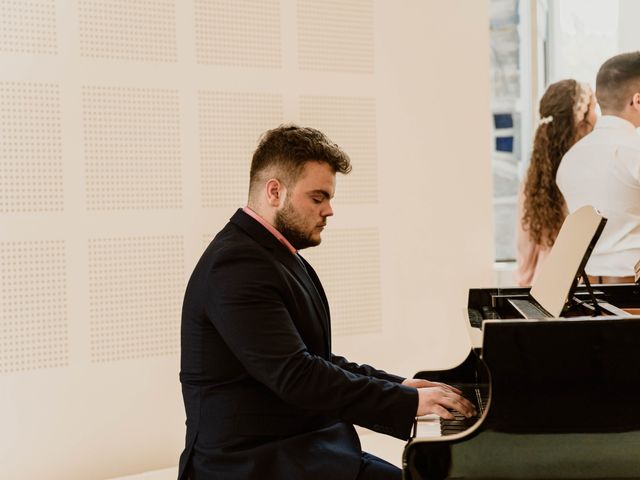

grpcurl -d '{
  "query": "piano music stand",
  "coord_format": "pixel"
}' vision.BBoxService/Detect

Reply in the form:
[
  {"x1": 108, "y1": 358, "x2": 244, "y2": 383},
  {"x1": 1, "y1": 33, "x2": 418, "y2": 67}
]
[
  {"x1": 573, "y1": 268, "x2": 603, "y2": 316},
  {"x1": 530, "y1": 205, "x2": 606, "y2": 318}
]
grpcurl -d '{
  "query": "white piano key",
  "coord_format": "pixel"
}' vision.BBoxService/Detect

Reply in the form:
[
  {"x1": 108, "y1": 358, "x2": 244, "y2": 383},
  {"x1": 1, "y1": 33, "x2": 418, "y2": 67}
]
[{"x1": 414, "y1": 414, "x2": 441, "y2": 438}]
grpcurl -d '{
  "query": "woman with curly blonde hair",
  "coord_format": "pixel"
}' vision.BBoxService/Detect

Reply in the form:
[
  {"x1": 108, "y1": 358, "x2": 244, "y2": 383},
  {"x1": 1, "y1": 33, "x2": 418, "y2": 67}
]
[{"x1": 516, "y1": 79, "x2": 597, "y2": 286}]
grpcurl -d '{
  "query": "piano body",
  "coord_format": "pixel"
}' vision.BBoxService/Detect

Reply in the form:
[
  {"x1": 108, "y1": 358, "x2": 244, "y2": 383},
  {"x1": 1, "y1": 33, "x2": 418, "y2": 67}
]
[{"x1": 402, "y1": 207, "x2": 640, "y2": 479}]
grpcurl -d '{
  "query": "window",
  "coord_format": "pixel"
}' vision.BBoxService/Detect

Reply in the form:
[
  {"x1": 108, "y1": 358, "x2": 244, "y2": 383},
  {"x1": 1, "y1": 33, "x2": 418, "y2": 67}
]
[
  {"x1": 489, "y1": 0, "x2": 541, "y2": 261},
  {"x1": 490, "y1": 0, "x2": 619, "y2": 263}
]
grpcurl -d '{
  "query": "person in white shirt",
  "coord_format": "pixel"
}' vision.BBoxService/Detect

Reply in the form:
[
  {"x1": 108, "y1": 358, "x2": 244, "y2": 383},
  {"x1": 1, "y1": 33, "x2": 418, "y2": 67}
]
[
  {"x1": 516, "y1": 79, "x2": 596, "y2": 286},
  {"x1": 556, "y1": 51, "x2": 640, "y2": 283}
]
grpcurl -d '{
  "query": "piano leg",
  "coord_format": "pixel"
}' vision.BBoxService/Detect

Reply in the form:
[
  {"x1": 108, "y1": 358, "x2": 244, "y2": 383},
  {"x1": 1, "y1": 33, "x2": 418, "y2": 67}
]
[{"x1": 403, "y1": 442, "x2": 451, "y2": 480}]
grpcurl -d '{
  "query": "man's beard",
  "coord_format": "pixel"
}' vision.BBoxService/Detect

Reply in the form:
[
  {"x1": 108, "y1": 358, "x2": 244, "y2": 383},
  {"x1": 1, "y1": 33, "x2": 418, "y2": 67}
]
[{"x1": 274, "y1": 201, "x2": 321, "y2": 250}]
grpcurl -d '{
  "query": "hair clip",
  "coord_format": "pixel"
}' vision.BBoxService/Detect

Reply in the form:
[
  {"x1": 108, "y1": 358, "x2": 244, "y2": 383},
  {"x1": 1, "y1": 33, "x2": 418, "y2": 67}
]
[
  {"x1": 574, "y1": 82, "x2": 593, "y2": 122},
  {"x1": 539, "y1": 115, "x2": 554, "y2": 125}
]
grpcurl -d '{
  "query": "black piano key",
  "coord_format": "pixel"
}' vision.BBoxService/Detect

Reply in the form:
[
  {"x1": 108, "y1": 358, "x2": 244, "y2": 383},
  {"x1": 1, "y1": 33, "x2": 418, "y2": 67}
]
[
  {"x1": 468, "y1": 307, "x2": 483, "y2": 328},
  {"x1": 481, "y1": 305, "x2": 501, "y2": 319}
]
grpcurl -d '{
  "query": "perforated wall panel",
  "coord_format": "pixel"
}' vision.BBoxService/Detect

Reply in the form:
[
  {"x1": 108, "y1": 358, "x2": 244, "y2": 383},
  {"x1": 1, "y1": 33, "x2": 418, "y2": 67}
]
[
  {"x1": 88, "y1": 235, "x2": 183, "y2": 363},
  {"x1": 83, "y1": 86, "x2": 183, "y2": 211},
  {"x1": 0, "y1": 0, "x2": 409, "y2": 476},
  {"x1": 198, "y1": 91, "x2": 283, "y2": 208},
  {"x1": 1, "y1": 81, "x2": 63, "y2": 213},
  {"x1": 0, "y1": 240, "x2": 68, "y2": 373},
  {"x1": 300, "y1": 95, "x2": 378, "y2": 204},
  {"x1": 297, "y1": 0, "x2": 374, "y2": 73},
  {"x1": 194, "y1": 0, "x2": 281, "y2": 68},
  {"x1": 78, "y1": 0, "x2": 177, "y2": 62},
  {"x1": 302, "y1": 228, "x2": 382, "y2": 336},
  {"x1": 202, "y1": 233, "x2": 213, "y2": 246},
  {"x1": 0, "y1": 0, "x2": 57, "y2": 55}
]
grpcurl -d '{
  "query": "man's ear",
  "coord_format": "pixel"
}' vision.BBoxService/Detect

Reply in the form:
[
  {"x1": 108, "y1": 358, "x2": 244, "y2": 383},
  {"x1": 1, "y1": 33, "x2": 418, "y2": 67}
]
[
  {"x1": 633, "y1": 92, "x2": 640, "y2": 111},
  {"x1": 266, "y1": 178, "x2": 285, "y2": 207}
]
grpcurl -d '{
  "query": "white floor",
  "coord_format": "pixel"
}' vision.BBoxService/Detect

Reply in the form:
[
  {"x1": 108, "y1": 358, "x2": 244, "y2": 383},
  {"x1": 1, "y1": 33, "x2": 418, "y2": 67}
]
[
  {"x1": 358, "y1": 428, "x2": 405, "y2": 468},
  {"x1": 109, "y1": 467, "x2": 177, "y2": 480}
]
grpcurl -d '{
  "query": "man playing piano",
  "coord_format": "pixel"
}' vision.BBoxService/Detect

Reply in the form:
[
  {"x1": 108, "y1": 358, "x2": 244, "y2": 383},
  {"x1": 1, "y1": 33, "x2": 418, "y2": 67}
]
[{"x1": 178, "y1": 124, "x2": 475, "y2": 480}]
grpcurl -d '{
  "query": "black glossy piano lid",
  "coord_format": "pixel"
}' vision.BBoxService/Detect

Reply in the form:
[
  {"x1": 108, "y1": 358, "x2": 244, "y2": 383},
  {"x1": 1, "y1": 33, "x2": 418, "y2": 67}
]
[{"x1": 481, "y1": 317, "x2": 640, "y2": 433}]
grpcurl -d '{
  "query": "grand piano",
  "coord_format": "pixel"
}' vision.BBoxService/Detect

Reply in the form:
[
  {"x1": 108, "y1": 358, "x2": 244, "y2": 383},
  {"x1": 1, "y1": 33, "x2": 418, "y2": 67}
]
[{"x1": 402, "y1": 206, "x2": 640, "y2": 479}]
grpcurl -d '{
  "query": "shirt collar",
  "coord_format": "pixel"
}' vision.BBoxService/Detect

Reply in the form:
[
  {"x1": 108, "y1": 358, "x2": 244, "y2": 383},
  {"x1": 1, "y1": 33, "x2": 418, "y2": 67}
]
[
  {"x1": 595, "y1": 115, "x2": 637, "y2": 133},
  {"x1": 242, "y1": 206, "x2": 297, "y2": 254}
]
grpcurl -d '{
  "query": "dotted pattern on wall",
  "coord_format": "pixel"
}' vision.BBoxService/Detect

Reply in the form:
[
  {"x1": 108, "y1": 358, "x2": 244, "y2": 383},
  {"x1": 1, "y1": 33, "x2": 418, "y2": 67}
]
[
  {"x1": 88, "y1": 235, "x2": 183, "y2": 363},
  {"x1": 0, "y1": 0, "x2": 57, "y2": 54},
  {"x1": 194, "y1": 0, "x2": 281, "y2": 68},
  {"x1": 0, "y1": 82, "x2": 64, "y2": 213},
  {"x1": 83, "y1": 86, "x2": 183, "y2": 211},
  {"x1": 297, "y1": 0, "x2": 374, "y2": 73},
  {"x1": 202, "y1": 233, "x2": 213, "y2": 246},
  {"x1": 199, "y1": 91, "x2": 283, "y2": 208},
  {"x1": 78, "y1": 0, "x2": 177, "y2": 62},
  {"x1": 300, "y1": 96, "x2": 377, "y2": 204},
  {"x1": 302, "y1": 228, "x2": 381, "y2": 336},
  {"x1": 1, "y1": 241, "x2": 69, "y2": 373}
]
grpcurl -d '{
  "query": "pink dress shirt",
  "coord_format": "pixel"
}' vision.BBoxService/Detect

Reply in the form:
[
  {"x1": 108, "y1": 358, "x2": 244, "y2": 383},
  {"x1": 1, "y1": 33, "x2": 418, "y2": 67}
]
[{"x1": 242, "y1": 206, "x2": 297, "y2": 254}]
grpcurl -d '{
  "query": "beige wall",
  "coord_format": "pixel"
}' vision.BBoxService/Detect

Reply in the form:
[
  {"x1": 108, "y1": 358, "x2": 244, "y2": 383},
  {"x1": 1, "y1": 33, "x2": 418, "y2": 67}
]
[
  {"x1": 0, "y1": 1, "x2": 492, "y2": 478},
  {"x1": 619, "y1": 0, "x2": 640, "y2": 53}
]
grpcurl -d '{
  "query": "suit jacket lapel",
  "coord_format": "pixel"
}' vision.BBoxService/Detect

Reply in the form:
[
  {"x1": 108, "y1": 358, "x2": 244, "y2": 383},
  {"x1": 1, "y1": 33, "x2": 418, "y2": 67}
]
[
  {"x1": 230, "y1": 210, "x2": 332, "y2": 353},
  {"x1": 297, "y1": 253, "x2": 331, "y2": 352}
]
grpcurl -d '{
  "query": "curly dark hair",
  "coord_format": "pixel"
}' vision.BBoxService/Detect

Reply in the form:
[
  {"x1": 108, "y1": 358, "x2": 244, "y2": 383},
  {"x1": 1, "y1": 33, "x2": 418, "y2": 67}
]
[
  {"x1": 249, "y1": 124, "x2": 351, "y2": 195},
  {"x1": 522, "y1": 79, "x2": 594, "y2": 247}
]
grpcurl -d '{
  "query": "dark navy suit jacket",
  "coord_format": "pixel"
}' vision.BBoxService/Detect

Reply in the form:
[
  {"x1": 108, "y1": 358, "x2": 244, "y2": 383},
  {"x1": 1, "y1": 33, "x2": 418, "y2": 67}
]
[{"x1": 178, "y1": 209, "x2": 417, "y2": 480}]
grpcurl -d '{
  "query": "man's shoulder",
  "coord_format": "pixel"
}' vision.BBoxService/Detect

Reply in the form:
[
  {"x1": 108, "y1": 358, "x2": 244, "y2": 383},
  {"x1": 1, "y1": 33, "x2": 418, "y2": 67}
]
[
  {"x1": 584, "y1": 123, "x2": 640, "y2": 150},
  {"x1": 207, "y1": 220, "x2": 265, "y2": 260},
  {"x1": 617, "y1": 131, "x2": 640, "y2": 154},
  {"x1": 568, "y1": 131, "x2": 640, "y2": 168},
  {"x1": 562, "y1": 126, "x2": 640, "y2": 162},
  {"x1": 188, "y1": 223, "x2": 278, "y2": 290},
  {"x1": 192, "y1": 209, "x2": 293, "y2": 281},
  {"x1": 559, "y1": 137, "x2": 591, "y2": 169},
  {"x1": 557, "y1": 138, "x2": 593, "y2": 186}
]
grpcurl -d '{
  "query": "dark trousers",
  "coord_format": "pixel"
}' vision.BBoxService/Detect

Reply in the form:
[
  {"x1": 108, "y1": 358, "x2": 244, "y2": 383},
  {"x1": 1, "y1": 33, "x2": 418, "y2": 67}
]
[
  {"x1": 183, "y1": 450, "x2": 402, "y2": 480},
  {"x1": 356, "y1": 452, "x2": 402, "y2": 480}
]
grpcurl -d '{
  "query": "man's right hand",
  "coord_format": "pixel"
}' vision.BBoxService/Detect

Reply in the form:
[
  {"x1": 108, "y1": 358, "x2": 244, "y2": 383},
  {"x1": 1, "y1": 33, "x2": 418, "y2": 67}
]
[{"x1": 416, "y1": 386, "x2": 476, "y2": 419}]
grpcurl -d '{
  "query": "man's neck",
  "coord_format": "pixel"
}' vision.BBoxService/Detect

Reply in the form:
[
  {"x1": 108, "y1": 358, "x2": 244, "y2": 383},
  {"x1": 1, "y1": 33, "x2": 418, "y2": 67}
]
[
  {"x1": 246, "y1": 202, "x2": 276, "y2": 227},
  {"x1": 243, "y1": 206, "x2": 297, "y2": 254}
]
